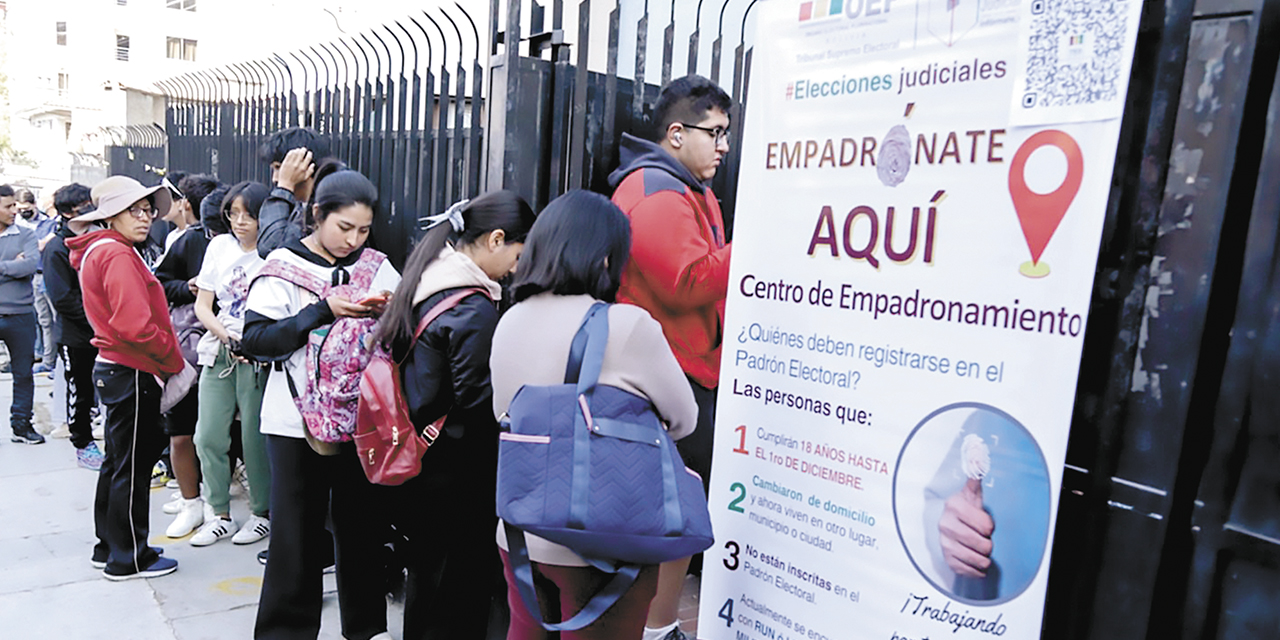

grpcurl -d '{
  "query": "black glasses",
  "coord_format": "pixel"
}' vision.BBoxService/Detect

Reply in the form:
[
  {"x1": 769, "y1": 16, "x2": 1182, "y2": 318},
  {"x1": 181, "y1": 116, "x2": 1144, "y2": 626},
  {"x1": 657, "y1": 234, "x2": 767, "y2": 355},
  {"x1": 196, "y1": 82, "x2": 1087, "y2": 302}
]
[{"x1": 680, "y1": 122, "x2": 730, "y2": 145}]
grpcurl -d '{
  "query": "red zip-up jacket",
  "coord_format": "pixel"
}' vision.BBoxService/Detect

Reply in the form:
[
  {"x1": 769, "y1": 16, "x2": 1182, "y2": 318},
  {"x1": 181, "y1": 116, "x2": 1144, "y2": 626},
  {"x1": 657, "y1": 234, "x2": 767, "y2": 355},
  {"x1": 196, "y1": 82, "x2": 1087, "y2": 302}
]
[
  {"x1": 67, "y1": 229, "x2": 184, "y2": 379},
  {"x1": 609, "y1": 133, "x2": 732, "y2": 389}
]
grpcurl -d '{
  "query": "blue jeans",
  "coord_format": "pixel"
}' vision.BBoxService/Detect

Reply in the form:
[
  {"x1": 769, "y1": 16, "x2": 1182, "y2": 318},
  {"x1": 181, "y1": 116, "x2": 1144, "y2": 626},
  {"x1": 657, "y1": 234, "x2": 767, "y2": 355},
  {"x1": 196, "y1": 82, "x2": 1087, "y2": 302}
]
[{"x1": 0, "y1": 312, "x2": 36, "y2": 428}]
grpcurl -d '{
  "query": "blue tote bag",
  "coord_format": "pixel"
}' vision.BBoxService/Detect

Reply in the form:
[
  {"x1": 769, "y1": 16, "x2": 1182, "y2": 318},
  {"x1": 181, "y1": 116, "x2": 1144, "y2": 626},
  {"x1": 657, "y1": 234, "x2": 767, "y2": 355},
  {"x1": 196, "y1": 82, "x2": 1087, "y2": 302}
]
[{"x1": 497, "y1": 302, "x2": 714, "y2": 631}]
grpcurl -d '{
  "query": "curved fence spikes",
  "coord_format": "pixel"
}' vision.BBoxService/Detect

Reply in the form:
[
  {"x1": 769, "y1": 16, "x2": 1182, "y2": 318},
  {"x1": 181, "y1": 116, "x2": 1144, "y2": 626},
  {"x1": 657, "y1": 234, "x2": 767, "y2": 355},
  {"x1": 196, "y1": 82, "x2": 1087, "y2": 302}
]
[
  {"x1": 395, "y1": 21, "x2": 419, "y2": 74},
  {"x1": 385, "y1": 24, "x2": 409, "y2": 77},
  {"x1": 440, "y1": 6, "x2": 465, "y2": 68},
  {"x1": 424, "y1": 11, "x2": 449, "y2": 72},
  {"x1": 718, "y1": 0, "x2": 733, "y2": 38},
  {"x1": 409, "y1": 15, "x2": 434, "y2": 71},
  {"x1": 352, "y1": 35, "x2": 377, "y2": 80},
  {"x1": 455, "y1": 2, "x2": 480, "y2": 60},
  {"x1": 359, "y1": 33, "x2": 383, "y2": 79},
  {"x1": 310, "y1": 46, "x2": 331, "y2": 91},
  {"x1": 370, "y1": 28, "x2": 395, "y2": 78},
  {"x1": 340, "y1": 38, "x2": 366, "y2": 83},
  {"x1": 249, "y1": 58, "x2": 275, "y2": 97},
  {"x1": 319, "y1": 42, "x2": 345, "y2": 89},
  {"x1": 741, "y1": 0, "x2": 759, "y2": 45},
  {"x1": 287, "y1": 51, "x2": 310, "y2": 97}
]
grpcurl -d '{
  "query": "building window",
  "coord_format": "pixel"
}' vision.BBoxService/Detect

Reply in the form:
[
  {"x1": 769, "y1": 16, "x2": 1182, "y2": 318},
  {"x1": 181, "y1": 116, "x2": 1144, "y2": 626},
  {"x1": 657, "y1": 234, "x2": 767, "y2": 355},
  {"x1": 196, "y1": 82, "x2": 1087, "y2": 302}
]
[
  {"x1": 166, "y1": 37, "x2": 197, "y2": 61},
  {"x1": 58, "y1": 73, "x2": 69, "y2": 96},
  {"x1": 165, "y1": 0, "x2": 196, "y2": 11},
  {"x1": 116, "y1": 35, "x2": 129, "y2": 61},
  {"x1": 56, "y1": 21, "x2": 66, "y2": 46}
]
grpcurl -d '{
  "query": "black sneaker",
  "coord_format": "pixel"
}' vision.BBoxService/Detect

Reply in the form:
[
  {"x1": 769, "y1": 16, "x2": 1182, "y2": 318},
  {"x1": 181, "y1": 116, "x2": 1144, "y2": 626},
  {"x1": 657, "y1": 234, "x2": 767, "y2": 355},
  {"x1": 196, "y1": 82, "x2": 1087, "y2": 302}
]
[
  {"x1": 92, "y1": 546, "x2": 165, "y2": 570},
  {"x1": 11, "y1": 423, "x2": 45, "y2": 444},
  {"x1": 102, "y1": 556, "x2": 177, "y2": 581}
]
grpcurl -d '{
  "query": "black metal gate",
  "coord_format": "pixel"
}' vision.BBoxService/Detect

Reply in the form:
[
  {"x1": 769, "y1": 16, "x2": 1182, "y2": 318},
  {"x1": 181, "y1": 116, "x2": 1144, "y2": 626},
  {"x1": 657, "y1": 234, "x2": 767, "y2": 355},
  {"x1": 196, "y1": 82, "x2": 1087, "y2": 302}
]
[
  {"x1": 145, "y1": 0, "x2": 1280, "y2": 637},
  {"x1": 487, "y1": 1, "x2": 1280, "y2": 639},
  {"x1": 152, "y1": 7, "x2": 487, "y2": 268},
  {"x1": 103, "y1": 124, "x2": 168, "y2": 187}
]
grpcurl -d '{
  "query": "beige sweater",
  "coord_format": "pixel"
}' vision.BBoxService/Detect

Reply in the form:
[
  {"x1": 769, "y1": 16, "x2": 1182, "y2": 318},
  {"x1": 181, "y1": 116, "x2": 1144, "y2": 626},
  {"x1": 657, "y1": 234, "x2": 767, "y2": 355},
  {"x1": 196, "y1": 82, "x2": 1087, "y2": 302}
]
[{"x1": 490, "y1": 293, "x2": 698, "y2": 566}]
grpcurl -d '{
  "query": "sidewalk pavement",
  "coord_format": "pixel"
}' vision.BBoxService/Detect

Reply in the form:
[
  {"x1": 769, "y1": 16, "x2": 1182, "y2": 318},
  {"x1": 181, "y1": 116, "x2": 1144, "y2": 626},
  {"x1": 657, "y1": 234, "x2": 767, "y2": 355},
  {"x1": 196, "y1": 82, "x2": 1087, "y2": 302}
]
[
  {"x1": 0, "y1": 373, "x2": 396, "y2": 639},
  {"x1": 0, "y1": 372, "x2": 701, "y2": 639}
]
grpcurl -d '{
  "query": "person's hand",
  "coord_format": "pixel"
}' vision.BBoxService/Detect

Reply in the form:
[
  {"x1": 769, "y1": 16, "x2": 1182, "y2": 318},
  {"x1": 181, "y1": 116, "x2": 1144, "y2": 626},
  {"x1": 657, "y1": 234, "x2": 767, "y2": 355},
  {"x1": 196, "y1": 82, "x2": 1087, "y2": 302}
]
[
  {"x1": 187, "y1": 278, "x2": 199, "y2": 296},
  {"x1": 277, "y1": 148, "x2": 315, "y2": 194},
  {"x1": 15, "y1": 252, "x2": 24, "y2": 260},
  {"x1": 327, "y1": 295, "x2": 373, "y2": 318},
  {"x1": 938, "y1": 478, "x2": 994, "y2": 578}
]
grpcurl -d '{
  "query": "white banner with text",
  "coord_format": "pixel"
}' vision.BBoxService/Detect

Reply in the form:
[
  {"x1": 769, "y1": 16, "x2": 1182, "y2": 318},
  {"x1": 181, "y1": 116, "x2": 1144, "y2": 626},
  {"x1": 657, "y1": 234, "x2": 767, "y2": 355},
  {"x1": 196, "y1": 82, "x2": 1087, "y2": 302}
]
[{"x1": 698, "y1": 1, "x2": 1142, "y2": 639}]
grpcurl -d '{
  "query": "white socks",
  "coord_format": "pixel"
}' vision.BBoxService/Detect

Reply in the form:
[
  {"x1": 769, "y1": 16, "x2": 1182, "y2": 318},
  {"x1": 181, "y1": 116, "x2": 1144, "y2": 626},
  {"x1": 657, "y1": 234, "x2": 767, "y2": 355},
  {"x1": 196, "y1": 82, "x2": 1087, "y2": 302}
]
[{"x1": 642, "y1": 622, "x2": 679, "y2": 640}]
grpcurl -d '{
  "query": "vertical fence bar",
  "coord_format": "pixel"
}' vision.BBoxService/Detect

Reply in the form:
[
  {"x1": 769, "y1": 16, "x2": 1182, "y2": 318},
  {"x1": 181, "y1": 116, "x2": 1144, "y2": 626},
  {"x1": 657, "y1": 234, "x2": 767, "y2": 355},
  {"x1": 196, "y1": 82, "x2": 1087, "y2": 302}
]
[
  {"x1": 601, "y1": 1, "x2": 621, "y2": 188},
  {"x1": 633, "y1": 6, "x2": 650, "y2": 134},
  {"x1": 567, "y1": 0, "x2": 592, "y2": 191}
]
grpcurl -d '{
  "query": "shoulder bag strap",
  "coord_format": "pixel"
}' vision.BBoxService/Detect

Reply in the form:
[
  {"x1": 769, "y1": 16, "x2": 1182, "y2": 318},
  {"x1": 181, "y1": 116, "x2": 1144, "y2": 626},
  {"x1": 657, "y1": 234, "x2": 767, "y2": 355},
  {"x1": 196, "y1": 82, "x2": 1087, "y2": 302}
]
[
  {"x1": 566, "y1": 303, "x2": 609, "y2": 533},
  {"x1": 503, "y1": 522, "x2": 640, "y2": 632}
]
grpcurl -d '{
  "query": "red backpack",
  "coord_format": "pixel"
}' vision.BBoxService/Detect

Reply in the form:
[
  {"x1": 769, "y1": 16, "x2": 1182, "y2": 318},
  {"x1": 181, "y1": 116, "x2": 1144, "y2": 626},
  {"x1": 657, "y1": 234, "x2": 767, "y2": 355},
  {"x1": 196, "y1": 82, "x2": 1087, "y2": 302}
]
[{"x1": 355, "y1": 287, "x2": 489, "y2": 485}]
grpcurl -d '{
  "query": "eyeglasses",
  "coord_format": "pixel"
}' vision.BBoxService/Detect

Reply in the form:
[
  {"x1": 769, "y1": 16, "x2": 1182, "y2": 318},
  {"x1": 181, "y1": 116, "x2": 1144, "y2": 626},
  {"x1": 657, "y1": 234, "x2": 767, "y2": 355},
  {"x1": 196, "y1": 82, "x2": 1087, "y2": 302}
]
[
  {"x1": 123, "y1": 203, "x2": 155, "y2": 220},
  {"x1": 680, "y1": 122, "x2": 731, "y2": 145}
]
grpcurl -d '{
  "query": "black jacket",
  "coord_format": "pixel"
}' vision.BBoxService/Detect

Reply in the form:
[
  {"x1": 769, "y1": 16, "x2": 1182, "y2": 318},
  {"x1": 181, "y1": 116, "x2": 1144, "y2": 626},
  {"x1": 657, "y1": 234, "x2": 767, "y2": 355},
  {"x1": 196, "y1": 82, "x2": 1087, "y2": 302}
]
[
  {"x1": 154, "y1": 225, "x2": 210, "y2": 306},
  {"x1": 256, "y1": 187, "x2": 307, "y2": 260},
  {"x1": 401, "y1": 288, "x2": 500, "y2": 440},
  {"x1": 41, "y1": 221, "x2": 93, "y2": 348}
]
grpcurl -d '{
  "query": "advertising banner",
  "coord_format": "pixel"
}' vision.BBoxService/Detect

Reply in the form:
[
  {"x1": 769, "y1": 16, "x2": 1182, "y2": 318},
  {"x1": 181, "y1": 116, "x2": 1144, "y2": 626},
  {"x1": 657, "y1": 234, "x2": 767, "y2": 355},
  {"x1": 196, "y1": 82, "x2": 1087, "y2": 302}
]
[{"x1": 698, "y1": 1, "x2": 1142, "y2": 639}]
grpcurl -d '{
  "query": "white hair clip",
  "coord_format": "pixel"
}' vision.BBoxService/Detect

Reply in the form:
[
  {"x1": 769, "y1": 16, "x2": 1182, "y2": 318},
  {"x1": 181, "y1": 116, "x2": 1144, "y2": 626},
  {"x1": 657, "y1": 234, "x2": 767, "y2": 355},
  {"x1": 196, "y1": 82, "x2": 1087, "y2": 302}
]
[{"x1": 423, "y1": 199, "x2": 469, "y2": 232}]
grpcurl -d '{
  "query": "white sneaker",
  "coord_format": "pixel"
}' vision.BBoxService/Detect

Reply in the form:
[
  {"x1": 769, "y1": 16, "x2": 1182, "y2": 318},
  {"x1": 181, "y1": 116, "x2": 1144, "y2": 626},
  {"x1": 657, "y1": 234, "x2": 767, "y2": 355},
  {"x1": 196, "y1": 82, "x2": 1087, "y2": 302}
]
[
  {"x1": 231, "y1": 515, "x2": 270, "y2": 545},
  {"x1": 190, "y1": 517, "x2": 238, "y2": 547},
  {"x1": 161, "y1": 493, "x2": 183, "y2": 515},
  {"x1": 165, "y1": 498, "x2": 206, "y2": 538}
]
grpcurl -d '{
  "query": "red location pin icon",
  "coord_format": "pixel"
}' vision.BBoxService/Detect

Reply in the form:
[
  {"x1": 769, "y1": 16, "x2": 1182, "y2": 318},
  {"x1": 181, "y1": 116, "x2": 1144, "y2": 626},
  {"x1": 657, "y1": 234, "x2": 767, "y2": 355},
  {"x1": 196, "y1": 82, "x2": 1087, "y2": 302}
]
[{"x1": 1007, "y1": 130, "x2": 1084, "y2": 278}]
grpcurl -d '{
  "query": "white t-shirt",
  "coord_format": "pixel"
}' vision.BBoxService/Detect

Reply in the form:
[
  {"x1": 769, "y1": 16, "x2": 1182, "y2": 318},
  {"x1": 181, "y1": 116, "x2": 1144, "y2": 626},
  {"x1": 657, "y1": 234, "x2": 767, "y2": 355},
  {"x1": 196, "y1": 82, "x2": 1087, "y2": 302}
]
[
  {"x1": 246, "y1": 246, "x2": 401, "y2": 439},
  {"x1": 194, "y1": 234, "x2": 265, "y2": 367}
]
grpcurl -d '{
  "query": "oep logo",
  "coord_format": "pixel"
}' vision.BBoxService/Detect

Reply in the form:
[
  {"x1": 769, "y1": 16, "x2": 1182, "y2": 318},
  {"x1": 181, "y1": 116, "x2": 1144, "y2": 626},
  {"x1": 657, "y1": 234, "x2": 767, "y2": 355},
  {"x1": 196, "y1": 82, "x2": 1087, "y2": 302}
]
[{"x1": 799, "y1": 0, "x2": 894, "y2": 23}]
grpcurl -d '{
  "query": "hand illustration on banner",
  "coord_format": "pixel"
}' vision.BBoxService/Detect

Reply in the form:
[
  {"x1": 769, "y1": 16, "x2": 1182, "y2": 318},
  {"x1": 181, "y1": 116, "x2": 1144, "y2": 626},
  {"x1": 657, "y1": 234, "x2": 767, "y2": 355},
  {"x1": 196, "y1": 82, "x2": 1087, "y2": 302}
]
[
  {"x1": 1008, "y1": 130, "x2": 1084, "y2": 278},
  {"x1": 895, "y1": 403, "x2": 1051, "y2": 605}
]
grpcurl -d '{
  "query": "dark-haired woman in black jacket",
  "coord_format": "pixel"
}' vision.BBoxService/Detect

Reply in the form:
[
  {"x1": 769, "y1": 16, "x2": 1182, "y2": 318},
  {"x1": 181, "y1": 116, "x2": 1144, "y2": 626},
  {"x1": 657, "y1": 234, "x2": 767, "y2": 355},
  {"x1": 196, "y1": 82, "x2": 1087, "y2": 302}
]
[{"x1": 370, "y1": 190, "x2": 535, "y2": 639}]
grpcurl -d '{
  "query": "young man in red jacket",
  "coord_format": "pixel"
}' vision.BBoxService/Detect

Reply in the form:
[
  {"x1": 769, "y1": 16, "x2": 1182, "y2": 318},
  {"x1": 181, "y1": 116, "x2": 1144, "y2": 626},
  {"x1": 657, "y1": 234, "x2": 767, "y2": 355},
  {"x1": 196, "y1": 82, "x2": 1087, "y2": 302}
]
[
  {"x1": 68, "y1": 176, "x2": 188, "y2": 581},
  {"x1": 608, "y1": 74, "x2": 733, "y2": 640}
]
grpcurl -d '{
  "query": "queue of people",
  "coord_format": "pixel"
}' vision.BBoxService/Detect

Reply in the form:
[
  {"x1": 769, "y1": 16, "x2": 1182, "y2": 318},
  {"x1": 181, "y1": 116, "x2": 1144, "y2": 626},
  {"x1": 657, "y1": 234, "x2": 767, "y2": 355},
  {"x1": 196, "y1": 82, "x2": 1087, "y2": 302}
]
[{"x1": 2, "y1": 73, "x2": 734, "y2": 640}]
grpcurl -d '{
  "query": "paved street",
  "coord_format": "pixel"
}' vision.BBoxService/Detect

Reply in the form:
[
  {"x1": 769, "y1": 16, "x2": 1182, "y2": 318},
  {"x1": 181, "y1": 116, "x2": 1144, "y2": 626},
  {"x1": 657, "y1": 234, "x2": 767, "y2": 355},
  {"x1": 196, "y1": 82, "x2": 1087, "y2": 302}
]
[
  {"x1": 0, "y1": 373, "x2": 701, "y2": 639},
  {"x1": 0, "y1": 373, "x2": 401, "y2": 639}
]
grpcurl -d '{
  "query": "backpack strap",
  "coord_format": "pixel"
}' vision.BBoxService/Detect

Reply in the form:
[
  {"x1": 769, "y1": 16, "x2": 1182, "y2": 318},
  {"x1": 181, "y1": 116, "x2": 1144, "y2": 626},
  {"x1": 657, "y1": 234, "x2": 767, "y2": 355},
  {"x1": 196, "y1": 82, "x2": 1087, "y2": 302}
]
[
  {"x1": 253, "y1": 258, "x2": 330, "y2": 297},
  {"x1": 406, "y1": 287, "x2": 490, "y2": 356},
  {"x1": 79, "y1": 237, "x2": 118, "y2": 264},
  {"x1": 347, "y1": 249, "x2": 387, "y2": 291}
]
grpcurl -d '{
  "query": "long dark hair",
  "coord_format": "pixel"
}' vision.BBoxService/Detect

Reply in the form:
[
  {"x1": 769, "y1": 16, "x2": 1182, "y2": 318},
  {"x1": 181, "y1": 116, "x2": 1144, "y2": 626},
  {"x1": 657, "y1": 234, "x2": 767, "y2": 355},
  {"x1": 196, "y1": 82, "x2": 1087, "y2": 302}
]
[
  {"x1": 373, "y1": 190, "x2": 536, "y2": 355},
  {"x1": 511, "y1": 190, "x2": 631, "y2": 303}
]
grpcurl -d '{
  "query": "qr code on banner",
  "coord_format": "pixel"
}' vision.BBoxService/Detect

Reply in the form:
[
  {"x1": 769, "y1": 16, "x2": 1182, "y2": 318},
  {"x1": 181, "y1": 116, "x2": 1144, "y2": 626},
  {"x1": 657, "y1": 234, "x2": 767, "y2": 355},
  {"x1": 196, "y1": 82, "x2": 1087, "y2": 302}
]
[{"x1": 1019, "y1": 0, "x2": 1135, "y2": 111}]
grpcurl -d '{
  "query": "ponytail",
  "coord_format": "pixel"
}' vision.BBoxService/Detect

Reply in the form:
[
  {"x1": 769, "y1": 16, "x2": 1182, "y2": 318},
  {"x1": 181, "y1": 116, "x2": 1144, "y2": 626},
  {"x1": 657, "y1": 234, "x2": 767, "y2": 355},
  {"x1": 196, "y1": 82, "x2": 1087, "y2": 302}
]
[{"x1": 373, "y1": 190, "x2": 535, "y2": 356}]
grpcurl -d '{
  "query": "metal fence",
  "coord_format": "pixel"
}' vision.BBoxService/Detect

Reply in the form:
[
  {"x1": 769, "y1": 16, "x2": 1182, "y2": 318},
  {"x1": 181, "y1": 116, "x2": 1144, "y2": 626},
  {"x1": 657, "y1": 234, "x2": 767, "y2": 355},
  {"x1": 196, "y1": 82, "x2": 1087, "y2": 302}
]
[
  {"x1": 152, "y1": 6, "x2": 487, "y2": 268},
  {"x1": 102, "y1": 124, "x2": 167, "y2": 187},
  {"x1": 487, "y1": 0, "x2": 761, "y2": 233}
]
